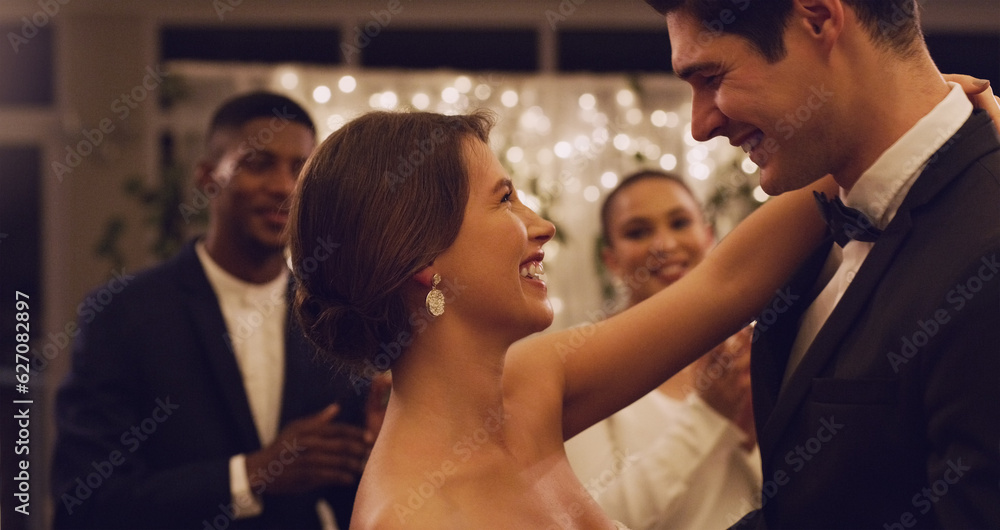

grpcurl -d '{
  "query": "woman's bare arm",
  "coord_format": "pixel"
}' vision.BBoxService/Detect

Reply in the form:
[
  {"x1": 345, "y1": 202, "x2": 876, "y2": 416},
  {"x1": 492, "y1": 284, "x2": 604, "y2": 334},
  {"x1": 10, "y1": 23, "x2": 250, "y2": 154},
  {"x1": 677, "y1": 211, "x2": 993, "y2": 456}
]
[{"x1": 509, "y1": 175, "x2": 838, "y2": 440}]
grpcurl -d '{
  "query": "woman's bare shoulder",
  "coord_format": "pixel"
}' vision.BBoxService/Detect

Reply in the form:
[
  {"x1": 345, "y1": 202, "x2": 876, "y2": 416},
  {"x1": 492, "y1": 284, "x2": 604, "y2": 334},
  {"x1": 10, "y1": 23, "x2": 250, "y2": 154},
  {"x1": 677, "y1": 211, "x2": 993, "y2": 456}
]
[
  {"x1": 352, "y1": 448, "x2": 516, "y2": 529},
  {"x1": 350, "y1": 456, "x2": 456, "y2": 529}
]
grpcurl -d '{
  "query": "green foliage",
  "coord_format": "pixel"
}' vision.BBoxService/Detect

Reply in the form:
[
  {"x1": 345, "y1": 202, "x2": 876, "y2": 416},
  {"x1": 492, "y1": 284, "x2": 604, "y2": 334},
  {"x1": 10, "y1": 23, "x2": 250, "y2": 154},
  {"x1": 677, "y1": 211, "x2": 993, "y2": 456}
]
[{"x1": 94, "y1": 163, "x2": 204, "y2": 269}]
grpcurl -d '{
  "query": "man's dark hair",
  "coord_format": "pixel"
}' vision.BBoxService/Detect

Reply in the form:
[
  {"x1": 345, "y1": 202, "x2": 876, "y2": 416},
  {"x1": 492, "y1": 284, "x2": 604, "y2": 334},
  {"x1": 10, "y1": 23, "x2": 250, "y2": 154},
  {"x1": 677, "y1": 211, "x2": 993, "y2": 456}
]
[
  {"x1": 205, "y1": 91, "x2": 315, "y2": 161},
  {"x1": 209, "y1": 91, "x2": 315, "y2": 134},
  {"x1": 645, "y1": 0, "x2": 923, "y2": 62}
]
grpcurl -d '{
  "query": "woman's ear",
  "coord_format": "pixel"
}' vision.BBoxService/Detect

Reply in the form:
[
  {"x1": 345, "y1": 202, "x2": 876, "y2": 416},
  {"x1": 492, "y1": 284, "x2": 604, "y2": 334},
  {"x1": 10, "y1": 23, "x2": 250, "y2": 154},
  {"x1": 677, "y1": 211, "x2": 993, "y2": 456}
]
[
  {"x1": 601, "y1": 246, "x2": 622, "y2": 279},
  {"x1": 412, "y1": 264, "x2": 437, "y2": 288}
]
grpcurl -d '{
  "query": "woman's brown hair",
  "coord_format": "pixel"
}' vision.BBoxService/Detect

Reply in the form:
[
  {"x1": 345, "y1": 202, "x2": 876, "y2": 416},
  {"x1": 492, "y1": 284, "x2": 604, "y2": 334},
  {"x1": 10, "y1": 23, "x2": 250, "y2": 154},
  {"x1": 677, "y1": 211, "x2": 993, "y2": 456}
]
[{"x1": 288, "y1": 109, "x2": 495, "y2": 374}]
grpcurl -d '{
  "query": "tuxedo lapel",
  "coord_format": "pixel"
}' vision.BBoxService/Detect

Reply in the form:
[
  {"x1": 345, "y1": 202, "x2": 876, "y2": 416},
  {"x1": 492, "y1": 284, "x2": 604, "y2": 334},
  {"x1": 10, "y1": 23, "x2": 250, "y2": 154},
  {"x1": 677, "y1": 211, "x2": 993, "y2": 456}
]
[
  {"x1": 176, "y1": 242, "x2": 262, "y2": 450},
  {"x1": 757, "y1": 111, "x2": 999, "y2": 454},
  {"x1": 759, "y1": 215, "x2": 912, "y2": 451}
]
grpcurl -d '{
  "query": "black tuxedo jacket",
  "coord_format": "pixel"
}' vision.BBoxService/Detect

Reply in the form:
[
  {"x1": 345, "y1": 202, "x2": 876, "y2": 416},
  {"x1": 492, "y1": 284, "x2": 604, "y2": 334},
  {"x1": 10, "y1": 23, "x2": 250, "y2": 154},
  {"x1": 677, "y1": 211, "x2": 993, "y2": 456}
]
[
  {"x1": 52, "y1": 241, "x2": 365, "y2": 529},
  {"x1": 737, "y1": 110, "x2": 1000, "y2": 529}
]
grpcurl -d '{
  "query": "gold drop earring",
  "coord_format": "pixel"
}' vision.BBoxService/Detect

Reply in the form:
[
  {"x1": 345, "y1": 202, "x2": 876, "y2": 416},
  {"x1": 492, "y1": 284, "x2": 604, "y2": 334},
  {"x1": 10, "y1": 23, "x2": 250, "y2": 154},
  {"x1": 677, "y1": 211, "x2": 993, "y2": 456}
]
[{"x1": 425, "y1": 274, "x2": 445, "y2": 317}]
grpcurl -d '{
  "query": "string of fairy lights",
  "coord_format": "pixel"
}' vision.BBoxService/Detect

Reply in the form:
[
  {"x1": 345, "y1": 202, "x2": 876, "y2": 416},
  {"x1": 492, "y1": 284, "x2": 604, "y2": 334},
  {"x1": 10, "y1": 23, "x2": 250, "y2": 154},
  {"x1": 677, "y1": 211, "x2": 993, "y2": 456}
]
[{"x1": 166, "y1": 62, "x2": 766, "y2": 329}]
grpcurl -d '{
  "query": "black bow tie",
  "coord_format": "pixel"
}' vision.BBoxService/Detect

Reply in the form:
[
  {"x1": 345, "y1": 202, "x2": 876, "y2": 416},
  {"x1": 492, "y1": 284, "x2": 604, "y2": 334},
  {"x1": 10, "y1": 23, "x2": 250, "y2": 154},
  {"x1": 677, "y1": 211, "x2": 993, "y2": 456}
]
[{"x1": 813, "y1": 191, "x2": 883, "y2": 247}]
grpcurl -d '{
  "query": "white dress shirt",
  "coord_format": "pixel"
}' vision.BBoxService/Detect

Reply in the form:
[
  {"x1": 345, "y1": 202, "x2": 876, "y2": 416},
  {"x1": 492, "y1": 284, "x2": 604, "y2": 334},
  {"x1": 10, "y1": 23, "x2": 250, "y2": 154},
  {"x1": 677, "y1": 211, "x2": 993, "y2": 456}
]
[
  {"x1": 565, "y1": 391, "x2": 762, "y2": 529},
  {"x1": 196, "y1": 242, "x2": 288, "y2": 518},
  {"x1": 783, "y1": 83, "x2": 974, "y2": 384}
]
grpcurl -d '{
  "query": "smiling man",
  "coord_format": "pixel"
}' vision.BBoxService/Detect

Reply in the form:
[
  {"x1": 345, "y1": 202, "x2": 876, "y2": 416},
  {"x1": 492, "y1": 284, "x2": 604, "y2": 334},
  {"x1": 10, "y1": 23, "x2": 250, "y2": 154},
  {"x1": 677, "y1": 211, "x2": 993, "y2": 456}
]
[
  {"x1": 646, "y1": 0, "x2": 1000, "y2": 528},
  {"x1": 52, "y1": 92, "x2": 375, "y2": 529}
]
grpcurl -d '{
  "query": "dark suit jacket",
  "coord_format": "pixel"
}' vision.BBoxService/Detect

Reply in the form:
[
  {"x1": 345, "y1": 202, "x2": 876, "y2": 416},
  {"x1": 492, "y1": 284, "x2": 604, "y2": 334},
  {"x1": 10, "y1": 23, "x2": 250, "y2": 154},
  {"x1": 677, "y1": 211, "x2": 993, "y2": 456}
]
[
  {"x1": 51, "y1": 240, "x2": 366, "y2": 530},
  {"x1": 737, "y1": 110, "x2": 1000, "y2": 529}
]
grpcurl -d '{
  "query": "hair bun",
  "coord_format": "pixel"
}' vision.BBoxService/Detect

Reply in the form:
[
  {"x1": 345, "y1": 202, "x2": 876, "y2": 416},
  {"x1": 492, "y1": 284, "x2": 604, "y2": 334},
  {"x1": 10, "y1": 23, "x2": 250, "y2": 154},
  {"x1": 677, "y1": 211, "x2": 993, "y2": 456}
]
[{"x1": 295, "y1": 288, "x2": 379, "y2": 371}]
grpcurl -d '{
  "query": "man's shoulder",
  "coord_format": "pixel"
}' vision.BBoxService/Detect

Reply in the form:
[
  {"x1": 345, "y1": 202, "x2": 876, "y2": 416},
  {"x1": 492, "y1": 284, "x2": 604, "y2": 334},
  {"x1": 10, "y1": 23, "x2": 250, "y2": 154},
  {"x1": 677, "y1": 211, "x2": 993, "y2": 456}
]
[
  {"x1": 943, "y1": 110, "x2": 1000, "y2": 173},
  {"x1": 83, "y1": 241, "x2": 205, "y2": 312},
  {"x1": 907, "y1": 112, "x2": 1000, "y2": 221}
]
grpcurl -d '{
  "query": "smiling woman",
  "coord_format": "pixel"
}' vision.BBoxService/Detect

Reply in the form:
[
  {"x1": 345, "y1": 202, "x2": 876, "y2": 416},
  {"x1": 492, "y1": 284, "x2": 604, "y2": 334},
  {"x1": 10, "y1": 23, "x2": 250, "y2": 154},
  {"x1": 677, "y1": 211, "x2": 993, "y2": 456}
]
[
  {"x1": 287, "y1": 108, "x2": 836, "y2": 528},
  {"x1": 290, "y1": 111, "x2": 478, "y2": 371}
]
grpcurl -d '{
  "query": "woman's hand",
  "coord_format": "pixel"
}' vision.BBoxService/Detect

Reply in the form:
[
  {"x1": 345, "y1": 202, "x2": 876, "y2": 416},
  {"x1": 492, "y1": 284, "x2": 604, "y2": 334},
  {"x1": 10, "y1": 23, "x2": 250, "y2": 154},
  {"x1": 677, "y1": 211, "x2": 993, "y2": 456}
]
[{"x1": 944, "y1": 74, "x2": 1000, "y2": 130}]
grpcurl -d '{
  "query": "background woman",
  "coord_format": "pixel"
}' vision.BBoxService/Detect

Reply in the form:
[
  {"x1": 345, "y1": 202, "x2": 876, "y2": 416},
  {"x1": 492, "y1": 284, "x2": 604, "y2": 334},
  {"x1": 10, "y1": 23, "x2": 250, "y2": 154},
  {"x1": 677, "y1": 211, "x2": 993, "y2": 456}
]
[{"x1": 565, "y1": 170, "x2": 759, "y2": 529}]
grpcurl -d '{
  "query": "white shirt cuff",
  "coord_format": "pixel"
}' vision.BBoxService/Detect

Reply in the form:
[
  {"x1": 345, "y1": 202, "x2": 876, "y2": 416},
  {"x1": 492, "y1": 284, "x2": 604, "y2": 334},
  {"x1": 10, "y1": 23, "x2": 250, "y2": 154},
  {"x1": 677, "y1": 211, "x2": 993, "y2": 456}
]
[{"x1": 229, "y1": 454, "x2": 263, "y2": 519}]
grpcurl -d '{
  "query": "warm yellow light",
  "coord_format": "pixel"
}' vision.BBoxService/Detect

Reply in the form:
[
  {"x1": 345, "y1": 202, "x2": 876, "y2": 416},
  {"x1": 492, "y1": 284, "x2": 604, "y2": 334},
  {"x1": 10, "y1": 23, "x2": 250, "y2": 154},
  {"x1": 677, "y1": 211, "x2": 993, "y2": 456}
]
[
  {"x1": 601, "y1": 171, "x2": 619, "y2": 189},
  {"x1": 616, "y1": 89, "x2": 635, "y2": 106},
  {"x1": 442, "y1": 87, "x2": 460, "y2": 104},
  {"x1": 660, "y1": 154, "x2": 678, "y2": 171},
  {"x1": 338, "y1": 75, "x2": 357, "y2": 93},
  {"x1": 501, "y1": 90, "x2": 519, "y2": 108},
  {"x1": 411, "y1": 93, "x2": 430, "y2": 110},
  {"x1": 280, "y1": 71, "x2": 299, "y2": 90},
  {"x1": 312, "y1": 86, "x2": 331, "y2": 104}
]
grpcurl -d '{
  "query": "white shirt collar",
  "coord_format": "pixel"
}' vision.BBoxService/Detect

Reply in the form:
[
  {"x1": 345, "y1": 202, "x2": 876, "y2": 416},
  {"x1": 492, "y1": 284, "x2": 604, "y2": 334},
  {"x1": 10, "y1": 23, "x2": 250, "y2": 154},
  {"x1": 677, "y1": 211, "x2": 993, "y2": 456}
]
[
  {"x1": 195, "y1": 240, "x2": 289, "y2": 305},
  {"x1": 843, "y1": 82, "x2": 973, "y2": 229}
]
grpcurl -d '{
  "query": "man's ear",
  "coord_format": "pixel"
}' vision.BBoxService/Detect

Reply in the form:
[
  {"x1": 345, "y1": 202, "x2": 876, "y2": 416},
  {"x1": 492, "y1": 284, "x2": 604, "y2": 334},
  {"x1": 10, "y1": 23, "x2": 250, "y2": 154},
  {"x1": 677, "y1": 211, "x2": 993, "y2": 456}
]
[
  {"x1": 194, "y1": 158, "x2": 220, "y2": 191},
  {"x1": 793, "y1": 0, "x2": 844, "y2": 48}
]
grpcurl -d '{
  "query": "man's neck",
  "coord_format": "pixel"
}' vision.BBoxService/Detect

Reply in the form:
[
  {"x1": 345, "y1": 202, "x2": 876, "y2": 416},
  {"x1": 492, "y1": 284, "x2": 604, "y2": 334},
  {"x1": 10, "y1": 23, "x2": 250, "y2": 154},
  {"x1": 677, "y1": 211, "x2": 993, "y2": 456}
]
[
  {"x1": 833, "y1": 53, "x2": 950, "y2": 191},
  {"x1": 203, "y1": 232, "x2": 286, "y2": 284}
]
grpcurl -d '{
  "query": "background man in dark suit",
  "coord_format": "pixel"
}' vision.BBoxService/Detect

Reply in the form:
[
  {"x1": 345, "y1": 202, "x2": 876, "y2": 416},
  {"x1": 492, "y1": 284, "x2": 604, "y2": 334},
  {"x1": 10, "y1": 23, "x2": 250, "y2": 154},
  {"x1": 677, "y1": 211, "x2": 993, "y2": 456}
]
[
  {"x1": 645, "y1": 0, "x2": 1000, "y2": 527},
  {"x1": 51, "y1": 92, "x2": 378, "y2": 529}
]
